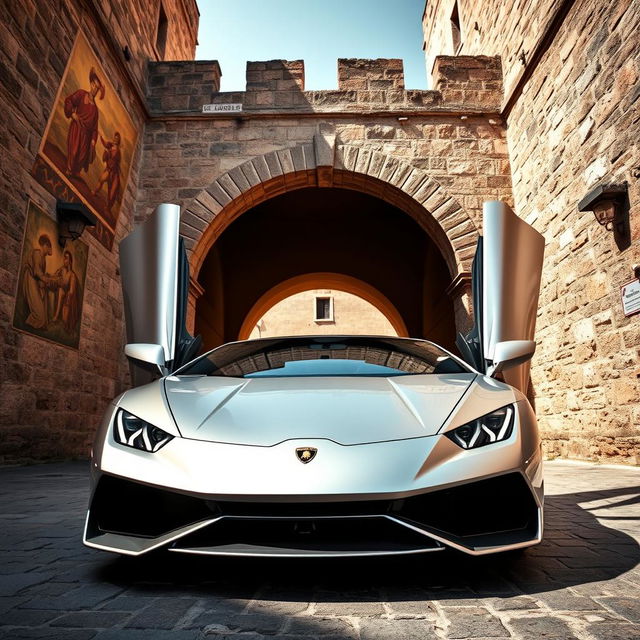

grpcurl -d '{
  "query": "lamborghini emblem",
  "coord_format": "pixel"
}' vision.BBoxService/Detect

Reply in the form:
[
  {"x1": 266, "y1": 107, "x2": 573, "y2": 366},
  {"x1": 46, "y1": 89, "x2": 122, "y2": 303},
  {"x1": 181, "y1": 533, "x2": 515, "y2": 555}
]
[{"x1": 296, "y1": 447, "x2": 317, "y2": 464}]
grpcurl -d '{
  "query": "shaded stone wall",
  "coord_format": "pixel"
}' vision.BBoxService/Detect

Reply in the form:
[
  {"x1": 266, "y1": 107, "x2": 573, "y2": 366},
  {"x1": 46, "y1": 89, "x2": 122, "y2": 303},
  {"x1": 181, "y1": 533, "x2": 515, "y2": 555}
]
[
  {"x1": 0, "y1": 0, "x2": 198, "y2": 463},
  {"x1": 423, "y1": 0, "x2": 640, "y2": 463},
  {"x1": 147, "y1": 60, "x2": 221, "y2": 113},
  {"x1": 91, "y1": 0, "x2": 199, "y2": 83}
]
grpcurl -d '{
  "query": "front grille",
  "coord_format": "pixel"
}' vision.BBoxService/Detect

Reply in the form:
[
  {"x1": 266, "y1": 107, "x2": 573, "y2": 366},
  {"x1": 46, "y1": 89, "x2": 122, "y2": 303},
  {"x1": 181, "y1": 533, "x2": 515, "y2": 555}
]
[
  {"x1": 90, "y1": 472, "x2": 538, "y2": 549},
  {"x1": 211, "y1": 499, "x2": 392, "y2": 518}
]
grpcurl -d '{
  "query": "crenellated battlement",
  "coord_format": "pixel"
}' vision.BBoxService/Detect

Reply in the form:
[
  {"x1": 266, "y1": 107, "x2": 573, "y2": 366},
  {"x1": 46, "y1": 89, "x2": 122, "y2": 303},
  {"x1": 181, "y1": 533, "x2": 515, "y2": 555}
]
[
  {"x1": 337, "y1": 58, "x2": 405, "y2": 91},
  {"x1": 246, "y1": 60, "x2": 305, "y2": 91},
  {"x1": 432, "y1": 56, "x2": 502, "y2": 104},
  {"x1": 146, "y1": 55, "x2": 502, "y2": 114},
  {"x1": 147, "y1": 60, "x2": 222, "y2": 112}
]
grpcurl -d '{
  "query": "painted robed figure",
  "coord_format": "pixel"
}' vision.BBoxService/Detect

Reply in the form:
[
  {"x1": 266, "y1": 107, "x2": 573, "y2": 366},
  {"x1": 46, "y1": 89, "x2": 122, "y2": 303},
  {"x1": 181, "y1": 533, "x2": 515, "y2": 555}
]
[
  {"x1": 33, "y1": 31, "x2": 138, "y2": 250},
  {"x1": 13, "y1": 201, "x2": 88, "y2": 349},
  {"x1": 21, "y1": 233, "x2": 54, "y2": 330},
  {"x1": 64, "y1": 67, "x2": 104, "y2": 178}
]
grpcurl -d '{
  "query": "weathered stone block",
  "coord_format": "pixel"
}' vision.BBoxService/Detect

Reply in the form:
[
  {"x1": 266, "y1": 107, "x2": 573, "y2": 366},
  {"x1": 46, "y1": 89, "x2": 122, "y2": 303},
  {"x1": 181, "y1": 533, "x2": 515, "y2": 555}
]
[
  {"x1": 365, "y1": 125, "x2": 396, "y2": 139},
  {"x1": 338, "y1": 58, "x2": 405, "y2": 90}
]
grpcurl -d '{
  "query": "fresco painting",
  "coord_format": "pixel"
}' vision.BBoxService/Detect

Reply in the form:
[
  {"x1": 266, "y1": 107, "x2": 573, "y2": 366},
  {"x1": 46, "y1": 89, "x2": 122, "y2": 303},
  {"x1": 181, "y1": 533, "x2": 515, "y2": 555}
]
[
  {"x1": 33, "y1": 31, "x2": 137, "y2": 250},
  {"x1": 13, "y1": 201, "x2": 89, "y2": 349}
]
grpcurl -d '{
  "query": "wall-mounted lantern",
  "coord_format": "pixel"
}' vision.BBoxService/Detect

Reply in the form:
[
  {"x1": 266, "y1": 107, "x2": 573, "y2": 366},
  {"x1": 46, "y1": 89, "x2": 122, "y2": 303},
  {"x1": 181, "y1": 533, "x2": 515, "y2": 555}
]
[
  {"x1": 577, "y1": 183, "x2": 628, "y2": 233},
  {"x1": 56, "y1": 200, "x2": 98, "y2": 247}
]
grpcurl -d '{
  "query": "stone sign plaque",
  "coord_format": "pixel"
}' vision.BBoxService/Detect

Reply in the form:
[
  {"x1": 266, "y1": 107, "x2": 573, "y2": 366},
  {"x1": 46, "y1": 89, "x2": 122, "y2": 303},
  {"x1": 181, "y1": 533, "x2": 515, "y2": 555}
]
[
  {"x1": 202, "y1": 103, "x2": 243, "y2": 113},
  {"x1": 621, "y1": 279, "x2": 640, "y2": 317}
]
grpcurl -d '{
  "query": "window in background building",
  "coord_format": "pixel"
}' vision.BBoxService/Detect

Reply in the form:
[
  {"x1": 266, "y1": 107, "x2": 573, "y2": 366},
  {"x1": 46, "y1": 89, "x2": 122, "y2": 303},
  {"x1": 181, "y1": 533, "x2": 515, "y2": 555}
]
[
  {"x1": 451, "y1": 2, "x2": 462, "y2": 54},
  {"x1": 314, "y1": 296, "x2": 333, "y2": 322},
  {"x1": 156, "y1": 2, "x2": 169, "y2": 60}
]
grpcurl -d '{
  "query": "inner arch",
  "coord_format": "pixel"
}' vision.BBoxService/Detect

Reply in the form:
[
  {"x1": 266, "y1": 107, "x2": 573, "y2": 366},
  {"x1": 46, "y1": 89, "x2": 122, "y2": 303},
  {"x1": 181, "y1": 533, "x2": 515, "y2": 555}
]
[
  {"x1": 195, "y1": 187, "x2": 457, "y2": 351},
  {"x1": 238, "y1": 273, "x2": 409, "y2": 340}
]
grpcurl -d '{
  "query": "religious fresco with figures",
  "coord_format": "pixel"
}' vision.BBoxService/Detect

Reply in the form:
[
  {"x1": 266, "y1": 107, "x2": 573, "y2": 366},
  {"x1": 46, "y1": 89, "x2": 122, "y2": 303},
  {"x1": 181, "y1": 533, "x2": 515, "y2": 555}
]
[
  {"x1": 32, "y1": 31, "x2": 138, "y2": 250},
  {"x1": 13, "y1": 200, "x2": 88, "y2": 349}
]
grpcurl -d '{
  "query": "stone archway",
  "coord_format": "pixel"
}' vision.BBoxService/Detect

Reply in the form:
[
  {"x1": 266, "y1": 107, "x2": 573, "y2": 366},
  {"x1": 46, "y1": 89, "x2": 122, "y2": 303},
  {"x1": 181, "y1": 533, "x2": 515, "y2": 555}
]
[
  {"x1": 238, "y1": 273, "x2": 410, "y2": 340},
  {"x1": 183, "y1": 137, "x2": 478, "y2": 276},
  {"x1": 182, "y1": 136, "x2": 478, "y2": 343}
]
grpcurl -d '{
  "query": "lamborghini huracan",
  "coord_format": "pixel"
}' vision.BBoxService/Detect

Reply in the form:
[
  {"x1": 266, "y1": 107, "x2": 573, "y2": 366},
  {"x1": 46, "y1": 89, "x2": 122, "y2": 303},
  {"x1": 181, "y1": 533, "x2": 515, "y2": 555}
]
[{"x1": 84, "y1": 200, "x2": 545, "y2": 557}]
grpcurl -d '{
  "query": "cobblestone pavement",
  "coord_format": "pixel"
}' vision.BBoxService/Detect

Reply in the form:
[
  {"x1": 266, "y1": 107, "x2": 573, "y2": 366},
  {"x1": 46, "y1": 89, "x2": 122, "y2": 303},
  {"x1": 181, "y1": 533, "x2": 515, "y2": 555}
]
[{"x1": 0, "y1": 461, "x2": 639, "y2": 639}]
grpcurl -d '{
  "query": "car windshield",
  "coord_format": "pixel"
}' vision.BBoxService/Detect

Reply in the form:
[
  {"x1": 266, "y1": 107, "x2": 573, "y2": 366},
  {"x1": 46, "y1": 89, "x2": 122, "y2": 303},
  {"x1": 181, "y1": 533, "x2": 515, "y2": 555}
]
[{"x1": 176, "y1": 336, "x2": 471, "y2": 378}]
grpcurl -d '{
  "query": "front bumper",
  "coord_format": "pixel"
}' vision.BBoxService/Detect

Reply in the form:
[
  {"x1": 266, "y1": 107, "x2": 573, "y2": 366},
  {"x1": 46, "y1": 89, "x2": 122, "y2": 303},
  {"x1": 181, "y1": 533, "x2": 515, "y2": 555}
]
[{"x1": 84, "y1": 400, "x2": 543, "y2": 557}]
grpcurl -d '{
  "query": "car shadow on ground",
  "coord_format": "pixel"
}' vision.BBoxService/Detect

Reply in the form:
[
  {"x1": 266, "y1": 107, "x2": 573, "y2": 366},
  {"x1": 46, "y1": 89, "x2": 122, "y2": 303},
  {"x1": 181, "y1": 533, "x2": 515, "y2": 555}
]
[
  {"x1": 2, "y1": 464, "x2": 639, "y2": 638},
  {"x1": 97, "y1": 485, "x2": 640, "y2": 601}
]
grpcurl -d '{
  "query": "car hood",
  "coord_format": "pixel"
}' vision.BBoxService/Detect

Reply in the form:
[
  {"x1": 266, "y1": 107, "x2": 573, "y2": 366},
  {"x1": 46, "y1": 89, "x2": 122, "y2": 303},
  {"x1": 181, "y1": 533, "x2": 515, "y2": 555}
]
[{"x1": 164, "y1": 373, "x2": 476, "y2": 446}]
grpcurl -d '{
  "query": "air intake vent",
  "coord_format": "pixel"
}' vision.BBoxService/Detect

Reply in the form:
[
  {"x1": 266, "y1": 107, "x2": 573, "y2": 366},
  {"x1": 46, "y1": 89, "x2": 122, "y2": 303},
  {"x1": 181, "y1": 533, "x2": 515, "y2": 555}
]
[{"x1": 392, "y1": 472, "x2": 538, "y2": 542}]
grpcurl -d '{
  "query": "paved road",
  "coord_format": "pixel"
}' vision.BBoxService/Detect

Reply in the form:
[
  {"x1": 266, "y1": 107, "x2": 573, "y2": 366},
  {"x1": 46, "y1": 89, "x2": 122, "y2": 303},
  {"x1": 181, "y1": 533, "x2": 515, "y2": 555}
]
[{"x1": 0, "y1": 461, "x2": 639, "y2": 639}]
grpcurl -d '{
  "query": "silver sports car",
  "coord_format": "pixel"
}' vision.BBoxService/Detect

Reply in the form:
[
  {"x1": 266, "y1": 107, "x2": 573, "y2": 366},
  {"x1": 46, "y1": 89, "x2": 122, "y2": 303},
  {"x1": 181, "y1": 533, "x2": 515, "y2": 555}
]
[{"x1": 84, "y1": 201, "x2": 545, "y2": 558}]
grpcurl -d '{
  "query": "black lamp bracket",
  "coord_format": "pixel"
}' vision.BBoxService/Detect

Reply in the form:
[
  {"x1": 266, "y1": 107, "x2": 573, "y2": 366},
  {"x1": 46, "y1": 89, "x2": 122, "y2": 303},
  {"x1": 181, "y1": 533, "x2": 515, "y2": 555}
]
[{"x1": 577, "y1": 182, "x2": 628, "y2": 213}]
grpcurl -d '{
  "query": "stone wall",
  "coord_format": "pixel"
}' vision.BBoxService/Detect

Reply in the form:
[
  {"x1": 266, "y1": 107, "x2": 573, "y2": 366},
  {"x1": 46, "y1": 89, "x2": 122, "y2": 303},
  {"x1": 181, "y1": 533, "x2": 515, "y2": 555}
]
[
  {"x1": 337, "y1": 58, "x2": 405, "y2": 91},
  {"x1": 91, "y1": 0, "x2": 199, "y2": 84},
  {"x1": 147, "y1": 60, "x2": 221, "y2": 113},
  {"x1": 6, "y1": 0, "x2": 634, "y2": 465},
  {"x1": 146, "y1": 55, "x2": 502, "y2": 116},
  {"x1": 139, "y1": 56, "x2": 511, "y2": 241},
  {"x1": 0, "y1": 0, "x2": 198, "y2": 463},
  {"x1": 422, "y1": 0, "x2": 558, "y2": 99},
  {"x1": 423, "y1": 0, "x2": 640, "y2": 463}
]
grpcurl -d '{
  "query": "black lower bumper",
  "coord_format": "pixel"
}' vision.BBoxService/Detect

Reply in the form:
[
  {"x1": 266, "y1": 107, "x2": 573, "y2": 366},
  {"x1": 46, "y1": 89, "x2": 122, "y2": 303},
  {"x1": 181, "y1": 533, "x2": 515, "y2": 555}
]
[{"x1": 85, "y1": 472, "x2": 540, "y2": 556}]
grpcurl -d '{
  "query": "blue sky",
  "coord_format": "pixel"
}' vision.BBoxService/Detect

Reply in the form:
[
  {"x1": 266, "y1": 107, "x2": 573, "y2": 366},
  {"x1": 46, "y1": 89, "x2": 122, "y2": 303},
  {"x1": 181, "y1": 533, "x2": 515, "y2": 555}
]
[{"x1": 196, "y1": 0, "x2": 428, "y2": 91}]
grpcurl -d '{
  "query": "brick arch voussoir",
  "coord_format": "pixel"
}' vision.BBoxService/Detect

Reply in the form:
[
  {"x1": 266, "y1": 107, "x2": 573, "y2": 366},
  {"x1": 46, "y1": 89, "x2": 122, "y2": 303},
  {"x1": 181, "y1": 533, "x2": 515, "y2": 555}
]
[
  {"x1": 335, "y1": 143, "x2": 478, "y2": 275},
  {"x1": 184, "y1": 143, "x2": 478, "y2": 280}
]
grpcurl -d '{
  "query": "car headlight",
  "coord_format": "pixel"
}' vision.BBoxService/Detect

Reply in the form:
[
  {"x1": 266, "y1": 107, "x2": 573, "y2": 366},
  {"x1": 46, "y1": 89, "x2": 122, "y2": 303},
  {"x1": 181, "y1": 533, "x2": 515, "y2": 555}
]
[
  {"x1": 445, "y1": 405, "x2": 514, "y2": 449},
  {"x1": 113, "y1": 409, "x2": 174, "y2": 452}
]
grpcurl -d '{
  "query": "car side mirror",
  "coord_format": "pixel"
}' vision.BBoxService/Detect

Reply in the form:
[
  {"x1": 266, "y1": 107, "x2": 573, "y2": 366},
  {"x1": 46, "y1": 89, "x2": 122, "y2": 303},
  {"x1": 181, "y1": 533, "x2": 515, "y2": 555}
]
[
  {"x1": 124, "y1": 343, "x2": 167, "y2": 376},
  {"x1": 489, "y1": 340, "x2": 536, "y2": 377}
]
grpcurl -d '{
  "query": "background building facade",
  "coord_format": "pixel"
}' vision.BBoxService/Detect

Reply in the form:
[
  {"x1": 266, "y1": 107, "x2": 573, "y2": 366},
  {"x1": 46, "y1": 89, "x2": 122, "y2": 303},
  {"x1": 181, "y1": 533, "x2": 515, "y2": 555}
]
[
  {"x1": 0, "y1": 0, "x2": 637, "y2": 464},
  {"x1": 247, "y1": 289, "x2": 398, "y2": 340}
]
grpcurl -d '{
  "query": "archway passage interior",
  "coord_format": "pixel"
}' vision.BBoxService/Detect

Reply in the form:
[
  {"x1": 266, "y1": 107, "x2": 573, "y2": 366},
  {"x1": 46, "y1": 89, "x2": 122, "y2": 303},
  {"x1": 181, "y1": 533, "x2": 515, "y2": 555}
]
[
  {"x1": 195, "y1": 187, "x2": 456, "y2": 350},
  {"x1": 239, "y1": 273, "x2": 408, "y2": 340}
]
